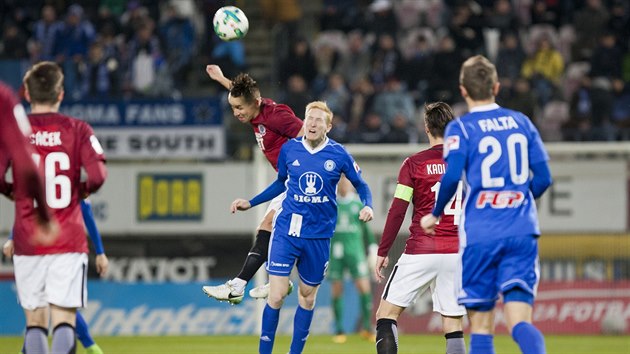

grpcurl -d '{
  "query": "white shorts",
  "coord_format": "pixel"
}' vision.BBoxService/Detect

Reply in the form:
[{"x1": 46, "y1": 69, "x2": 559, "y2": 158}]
[
  {"x1": 264, "y1": 192, "x2": 285, "y2": 216},
  {"x1": 381, "y1": 253, "x2": 465, "y2": 316},
  {"x1": 13, "y1": 253, "x2": 88, "y2": 310}
]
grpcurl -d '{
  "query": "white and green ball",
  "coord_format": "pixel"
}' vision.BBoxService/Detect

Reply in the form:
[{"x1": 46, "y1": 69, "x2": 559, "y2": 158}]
[{"x1": 213, "y1": 6, "x2": 249, "y2": 41}]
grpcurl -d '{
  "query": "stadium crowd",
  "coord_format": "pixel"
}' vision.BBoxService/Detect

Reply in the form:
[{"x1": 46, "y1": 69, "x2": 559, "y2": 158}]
[{"x1": 0, "y1": 0, "x2": 629, "y2": 143}]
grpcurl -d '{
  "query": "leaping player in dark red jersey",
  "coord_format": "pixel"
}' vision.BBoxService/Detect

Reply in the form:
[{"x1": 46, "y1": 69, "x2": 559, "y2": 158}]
[{"x1": 202, "y1": 65, "x2": 303, "y2": 304}]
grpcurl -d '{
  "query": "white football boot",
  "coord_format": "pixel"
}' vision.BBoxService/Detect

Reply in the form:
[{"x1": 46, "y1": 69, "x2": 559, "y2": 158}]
[
  {"x1": 202, "y1": 280, "x2": 244, "y2": 305},
  {"x1": 249, "y1": 280, "x2": 294, "y2": 299}
]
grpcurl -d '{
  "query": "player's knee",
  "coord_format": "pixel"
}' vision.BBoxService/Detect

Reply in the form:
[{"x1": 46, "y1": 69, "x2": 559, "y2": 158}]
[
  {"x1": 503, "y1": 287, "x2": 534, "y2": 306},
  {"x1": 250, "y1": 230, "x2": 271, "y2": 256}
]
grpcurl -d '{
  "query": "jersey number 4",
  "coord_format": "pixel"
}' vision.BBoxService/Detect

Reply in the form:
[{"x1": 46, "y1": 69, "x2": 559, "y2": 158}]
[
  {"x1": 431, "y1": 181, "x2": 463, "y2": 225},
  {"x1": 33, "y1": 152, "x2": 71, "y2": 209}
]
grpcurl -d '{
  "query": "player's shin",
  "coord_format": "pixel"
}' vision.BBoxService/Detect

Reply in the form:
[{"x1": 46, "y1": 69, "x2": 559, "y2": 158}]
[
  {"x1": 512, "y1": 322, "x2": 546, "y2": 354},
  {"x1": 290, "y1": 306, "x2": 314, "y2": 354},
  {"x1": 51, "y1": 323, "x2": 76, "y2": 354},
  {"x1": 445, "y1": 331, "x2": 466, "y2": 354},
  {"x1": 376, "y1": 318, "x2": 398, "y2": 354},
  {"x1": 469, "y1": 334, "x2": 495, "y2": 354},
  {"x1": 24, "y1": 326, "x2": 48, "y2": 354},
  {"x1": 236, "y1": 230, "x2": 271, "y2": 284},
  {"x1": 259, "y1": 304, "x2": 280, "y2": 354}
]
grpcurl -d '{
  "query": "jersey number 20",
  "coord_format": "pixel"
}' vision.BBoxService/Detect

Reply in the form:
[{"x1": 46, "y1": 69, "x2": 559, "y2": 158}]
[{"x1": 479, "y1": 134, "x2": 528, "y2": 188}]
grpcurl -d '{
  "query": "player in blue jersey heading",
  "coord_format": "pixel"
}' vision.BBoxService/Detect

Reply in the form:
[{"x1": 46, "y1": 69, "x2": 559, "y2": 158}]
[
  {"x1": 4, "y1": 199, "x2": 108, "y2": 354},
  {"x1": 230, "y1": 101, "x2": 374, "y2": 354},
  {"x1": 421, "y1": 55, "x2": 553, "y2": 354}
]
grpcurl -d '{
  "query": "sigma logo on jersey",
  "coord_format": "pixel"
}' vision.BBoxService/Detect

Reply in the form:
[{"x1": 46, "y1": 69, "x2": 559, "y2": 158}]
[
  {"x1": 295, "y1": 172, "x2": 330, "y2": 203},
  {"x1": 476, "y1": 190, "x2": 525, "y2": 209},
  {"x1": 445, "y1": 136, "x2": 460, "y2": 154}
]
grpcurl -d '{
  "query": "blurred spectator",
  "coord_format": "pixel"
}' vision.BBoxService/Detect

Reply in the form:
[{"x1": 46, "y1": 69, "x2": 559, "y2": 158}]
[
  {"x1": 124, "y1": 20, "x2": 171, "y2": 97},
  {"x1": 563, "y1": 76, "x2": 593, "y2": 141},
  {"x1": 607, "y1": 1, "x2": 630, "y2": 53},
  {"x1": 120, "y1": 1, "x2": 150, "y2": 41},
  {"x1": 504, "y1": 77, "x2": 537, "y2": 122},
  {"x1": 429, "y1": 35, "x2": 463, "y2": 104},
  {"x1": 402, "y1": 33, "x2": 434, "y2": 104},
  {"x1": 384, "y1": 113, "x2": 413, "y2": 144},
  {"x1": 280, "y1": 74, "x2": 313, "y2": 116},
  {"x1": 95, "y1": 4, "x2": 122, "y2": 35},
  {"x1": 31, "y1": 5, "x2": 63, "y2": 61},
  {"x1": 312, "y1": 40, "x2": 342, "y2": 95},
  {"x1": 79, "y1": 40, "x2": 120, "y2": 98},
  {"x1": 53, "y1": 4, "x2": 96, "y2": 63},
  {"x1": 355, "y1": 112, "x2": 389, "y2": 143},
  {"x1": 329, "y1": 114, "x2": 351, "y2": 143},
  {"x1": 369, "y1": 33, "x2": 403, "y2": 91},
  {"x1": 320, "y1": 73, "x2": 350, "y2": 118},
  {"x1": 564, "y1": 76, "x2": 616, "y2": 141},
  {"x1": 160, "y1": 3, "x2": 196, "y2": 88},
  {"x1": 612, "y1": 79, "x2": 630, "y2": 140},
  {"x1": 1, "y1": 22, "x2": 29, "y2": 59},
  {"x1": 448, "y1": 3, "x2": 484, "y2": 58},
  {"x1": 319, "y1": 0, "x2": 362, "y2": 32},
  {"x1": 258, "y1": 0, "x2": 302, "y2": 60},
  {"x1": 348, "y1": 77, "x2": 376, "y2": 132},
  {"x1": 279, "y1": 36, "x2": 317, "y2": 88},
  {"x1": 211, "y1": 40, "x2": 247, "y2": 84},
  {"x1": 530, "y1": 0, "x2": 561, "y2": 28},
  {"x1": 365, "y1": 0, "x2": 398, "y2": 38},
  {"x1": 521, "y1": 35, "x2": 565, "y2": 106},
  {"x1": 336, "y1": 30, "x2": 372, "y2": 87},
  {"x1": 371, "y1": 76, "x2": 415, "y2": 126},
  {"x1": 495, "y1": 32, "x2": 526, "y2": 89},
  {"x1": 589, "y1": 32, "x2": 623, "y2": 80},
  {"x1": 572, "y1": 0, "x2": 609, "y2": 60},
  {"x1": 485, "y1": 0, "x2": 519, "y2": 35}
]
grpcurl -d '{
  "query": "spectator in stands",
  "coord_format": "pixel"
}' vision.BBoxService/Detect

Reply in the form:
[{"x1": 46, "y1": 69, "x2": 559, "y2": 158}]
[
  {"x1": 320, "y1": 73, "x2": 350, "y2": 119},
  {"x1": 79, "y1": 40, "x2": 120, "y2": 99},
  {"x1": 589, "y1": 31, "x2": 623, "y2": 80},
  {"x1": 124, "y1": 19, "x2": 170, "y2": 97},
  {"x1": 504, "y1": 77, "x2": 537, "y2": 124},
  {"x1": 31, "y1": 5, "x2": 63, "y2": 61},
  {"x1": 329, "y1": 114, "x2": 351, "y2": 143},
  {"x1": 280, "y1": 74, "x2": 313, "y2": 118},
  {"x1": 448, "y1": 3, "x2": 484, "y2": 58},
  {"x1": 384, "y1": 113, "x2": 414, "y2": 144},
  {"x1": 403, "y1": 33, "x2": 434, "y2": 105},
  {"x1": 356, "y1": 112, "x2": 389, "y2": 144},
  {"x1": 588, "y1": 77, "x2": 616, "y2": 141},
  {"x1": 572, "y1": 0, "x2": 610, "y2": 60},
  {"x1": 369, "y1": 33, "x2": 403, "y2": 91},
  {"x1": 530, "y1": 0, "x2": 561, "y2": 28},
  {"x1": 312, "y1": 40, "x2": 342, "y2": 95},
  {"x1": 53, "y1": 4, "x2": 95, "y2": 64},
  {"x1": 1, "y1": 22, "x2": 29, "y2": 59},
  {"x1": 365, "y1": 0, "x2": 398, "y2": 38},
  {"x1": 319, "y1": 0, "x2": 362, "y2": 32},
  {"x1": 372, "y1": 76, "x2": 415, "y2": 126},
  {"x1": 258, "y1": 0, "x2": 302, "y2": 60},
  {"x1": 429, "y1": 35, "x2": 463, "y2": 104},
  {"x1": 485, "y1": 0, "x2": 519, "y2": 36},
  {"x1": 612, "y1": 78, "x2": 630, "y2": 140},
  {"x1": 607, "y1": 0, "x2": 630, "y2": 53},
  {"x1": 563, "y1": 76, "x2": 593, "y2": 141},
  {"x1": 348, "y1": 77, "x2": 376, "y2": 133},
  {"x1": 279, "y1": 36, "x2": 317, "y2": 88},
  {"x1": 521, "y1": 34, "x2": 564, "y2": 107},
  {"x1": 496, "y1": 32, "x2": 526, "y2": 84},
  {"x1": 120, "y1": 1, "x2": 150, "y2": 41},
  {"x1": 159, "y1": 3, "x2": 195, "y2": 88},
  {"x1": 94, "y1": 4, "x2": 122, "y2": 36},
  {"x1": 337, "y1": 30, "x2": 372, "y2": 87}
]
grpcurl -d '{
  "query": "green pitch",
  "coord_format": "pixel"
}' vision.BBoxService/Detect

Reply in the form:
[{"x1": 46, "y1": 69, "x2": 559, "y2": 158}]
[{"x1": 0, "y1": 334, "x2": 628, "y2": 353}]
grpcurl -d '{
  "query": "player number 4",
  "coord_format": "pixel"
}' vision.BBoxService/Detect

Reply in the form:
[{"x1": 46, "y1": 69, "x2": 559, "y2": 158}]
[{"x1": 430, "y1": 181, "x2": 463, "y2": 225}]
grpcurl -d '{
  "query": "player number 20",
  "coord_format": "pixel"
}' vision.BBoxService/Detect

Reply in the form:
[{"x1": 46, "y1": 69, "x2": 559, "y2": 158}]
[
  {"x1": 33, "y1": 152, "x2": 72, "y2": 209},
  {"x1": 479, "y1": 133, "x2": 528, "y2": 188}
]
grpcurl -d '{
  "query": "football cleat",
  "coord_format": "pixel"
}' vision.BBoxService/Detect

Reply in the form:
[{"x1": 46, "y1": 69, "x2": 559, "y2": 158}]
[
  {"x1": 85, "y1": 344, "x2": 104, "y2": 354},
  {"x1": 202, "y1": 281, "x2": 244, "y2": 305},
  {"x1": 249, "y1": 280, "x2": 294, "y2": 299},
  {"x1": 359, "y1": 329, "x2": 376, "y2": 342},
  {"x1": 332, "y1": 333, "x2": 347, "y2": 344}
]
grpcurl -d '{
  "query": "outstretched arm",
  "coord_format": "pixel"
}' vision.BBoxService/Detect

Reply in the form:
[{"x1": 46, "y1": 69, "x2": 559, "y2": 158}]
[{"x1": 206, "y1": 65, "x2": 232, "y2": 90}]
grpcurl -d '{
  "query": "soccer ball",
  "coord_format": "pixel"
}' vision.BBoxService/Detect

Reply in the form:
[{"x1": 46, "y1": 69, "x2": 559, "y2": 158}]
[{"x1": 213, "y1": 6, "x2": 249, "y2": 41}]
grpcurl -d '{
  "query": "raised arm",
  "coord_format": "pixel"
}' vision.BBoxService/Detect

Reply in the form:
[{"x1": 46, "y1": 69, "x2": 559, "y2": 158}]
[{"x1": 206, "y1": 65, "x2": 233, "y2": 91}]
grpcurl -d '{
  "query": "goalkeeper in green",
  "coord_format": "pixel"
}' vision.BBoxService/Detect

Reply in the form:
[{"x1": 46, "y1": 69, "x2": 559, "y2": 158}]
[{"x1": 328, "y1": 175, "x2": 378, "y2": 343}]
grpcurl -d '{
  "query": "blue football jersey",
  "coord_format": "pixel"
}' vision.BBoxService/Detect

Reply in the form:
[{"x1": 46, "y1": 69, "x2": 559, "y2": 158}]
[
  {"x1": 273, "y1": 137, "x2": 372, "y2": 239},
  {"x1": 443, "y1": 103, "x2": 549, "y2": 246}
]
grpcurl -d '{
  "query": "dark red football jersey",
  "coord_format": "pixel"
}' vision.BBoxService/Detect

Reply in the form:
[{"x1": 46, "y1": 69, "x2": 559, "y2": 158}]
[
  {"x1": 0, "y1": 82, "x2": 50, "y2": 222},
  {"x1": 11, "y1": 113, "x2": 106, "y2": 255},
  {"x1": 380, "y1": 145, "x2": 460, "y2": 255},
  {"x1": 250, "y1": 98, "x2": 303, "y2": 171}
]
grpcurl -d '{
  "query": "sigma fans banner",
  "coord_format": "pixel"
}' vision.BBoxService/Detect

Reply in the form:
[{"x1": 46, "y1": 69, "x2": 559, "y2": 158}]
[{"x1": 59, "y1": 98, "x2": 225, "y2": 159}]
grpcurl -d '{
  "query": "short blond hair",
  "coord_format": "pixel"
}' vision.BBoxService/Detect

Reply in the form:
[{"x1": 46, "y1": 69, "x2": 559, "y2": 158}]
[
  {"x1": 459, "y1": 55, "x2": 497, "y2": 101},
  {"x1": 305, "y1": 101, "x2": 332, "y2": 124}
]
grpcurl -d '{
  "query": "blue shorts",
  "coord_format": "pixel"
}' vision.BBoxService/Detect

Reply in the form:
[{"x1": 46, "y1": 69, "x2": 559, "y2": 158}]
[
  {"x1": 459, "y1": 235, "x2": 540, "y2": 309},
  {"x1": 266, "y1": 233, "x2": 331, "y2": 286}
]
